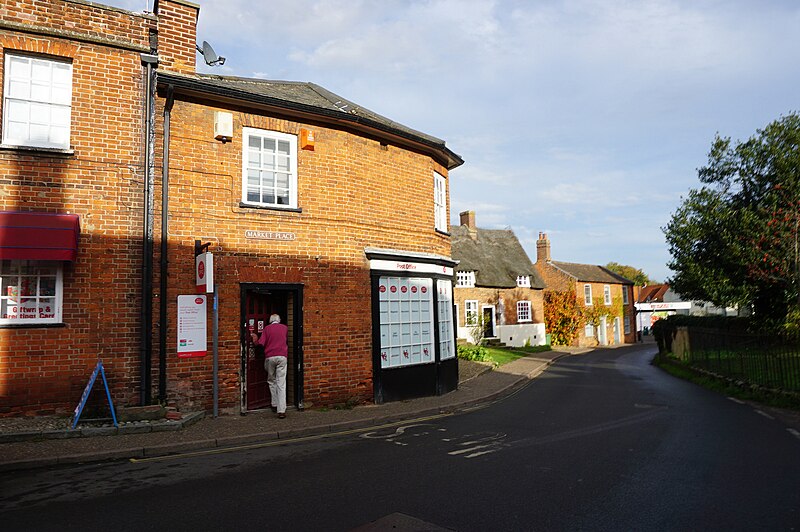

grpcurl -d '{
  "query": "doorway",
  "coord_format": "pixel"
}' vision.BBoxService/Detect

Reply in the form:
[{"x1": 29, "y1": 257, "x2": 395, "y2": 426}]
[
  {"x1": 241, "y1": 284, "x2": 303, "y2": 412},
  {"x1": 613, "y1": 317, "x2": 621, "y2": 344},
  {"x1": 482, "y1": 305, "x2": 496, "y2": 339}
]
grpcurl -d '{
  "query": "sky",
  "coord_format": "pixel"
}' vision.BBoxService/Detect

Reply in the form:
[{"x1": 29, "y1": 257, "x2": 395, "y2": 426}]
[{"x1": 106, "y1": 0, "x2": 800, "y2": 283}]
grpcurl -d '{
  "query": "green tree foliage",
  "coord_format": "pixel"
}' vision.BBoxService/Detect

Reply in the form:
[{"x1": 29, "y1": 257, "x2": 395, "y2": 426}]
[
  {"x1": 543, "y1": 290, "x2": 582, "y2": 345},
  {"x1": 604, "y1": 262, "x2": 655, "y2": 286},
  {"x1": 664, "y1": 113, "x2": 800, "y2": 324}
]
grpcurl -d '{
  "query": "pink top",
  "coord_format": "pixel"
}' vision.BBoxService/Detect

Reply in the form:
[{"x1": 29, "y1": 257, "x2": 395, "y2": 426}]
[{"x1": 257, "y1": 322, "x2": 288, "y2": 358}]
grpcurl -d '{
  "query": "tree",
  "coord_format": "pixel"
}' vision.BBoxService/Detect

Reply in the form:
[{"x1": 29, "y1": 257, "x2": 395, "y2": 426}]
[
  {"x1": 604, "y1": 262, "x2": 655, "y2": 286},
  {"x1": 664, "y1": 112, "x2": 800, "y2": 324},
  {"x1": 543, "y1": 290, "x2": 582, "y2": 345}
]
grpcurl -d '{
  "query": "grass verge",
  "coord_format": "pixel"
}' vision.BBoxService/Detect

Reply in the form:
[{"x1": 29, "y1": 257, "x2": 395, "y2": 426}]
[{"x1": 654, "y1": 355, "x2": 800, "y2": 411}]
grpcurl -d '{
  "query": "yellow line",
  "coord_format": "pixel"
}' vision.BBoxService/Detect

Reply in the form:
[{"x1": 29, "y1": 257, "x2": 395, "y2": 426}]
[{"x1": 129, "y1": 412, "x2": 454, "y2": 464}]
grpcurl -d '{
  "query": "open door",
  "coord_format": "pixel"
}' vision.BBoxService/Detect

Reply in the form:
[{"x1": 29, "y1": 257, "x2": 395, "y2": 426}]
[{"x1": 242, "y1": 285, "x2": 301, "y2": 412}]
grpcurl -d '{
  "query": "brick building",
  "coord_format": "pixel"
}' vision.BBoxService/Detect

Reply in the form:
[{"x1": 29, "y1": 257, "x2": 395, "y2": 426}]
[
  {"x1": 452, "y1": 211, "x2": 546, "y2": 347},
  {"x1": 534, "y1": 233, "x2": 635, "y2": 346},
  {"x1": 0, "y1": 0, "x2": 463, "y2": 417}
]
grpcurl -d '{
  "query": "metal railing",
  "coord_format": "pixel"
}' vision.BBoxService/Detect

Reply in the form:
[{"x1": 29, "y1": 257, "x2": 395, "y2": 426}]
[{"x1": 678, "y1": 327, "x2": 800, "y2": 392}]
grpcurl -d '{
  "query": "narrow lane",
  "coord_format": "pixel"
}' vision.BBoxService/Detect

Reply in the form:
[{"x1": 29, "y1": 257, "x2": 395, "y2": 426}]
[{"x1": 2, "y1": 344, "x2": 798, "y2": 531}]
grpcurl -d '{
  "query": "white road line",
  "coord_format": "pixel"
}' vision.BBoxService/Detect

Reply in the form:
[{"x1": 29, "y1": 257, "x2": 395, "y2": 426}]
[
  {"x1": 755, "y1": 410, "x2": 774, "y2": 420},
  {"x1": 448, "y1": 443, "x2": 496, "y2": 456},
  {"x1": 464, "y1": 450, "x2": 498, "y2": 459},
  {"x1": 727, "y1": 397, "x2": 746, "y2": 404},
  {"x1": 788, "y1": 428, "x2": 800, "y2": 441}
]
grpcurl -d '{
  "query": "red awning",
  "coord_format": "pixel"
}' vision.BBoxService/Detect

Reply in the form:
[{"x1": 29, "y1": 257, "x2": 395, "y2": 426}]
[{"x1": 0, "y1": 212, "x2": 81, "y2": 261}]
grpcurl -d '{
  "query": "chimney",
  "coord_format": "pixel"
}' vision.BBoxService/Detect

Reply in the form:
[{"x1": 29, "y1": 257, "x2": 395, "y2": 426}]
[
  {"x1": 459, "y1": 210, "x2": 476, "y2": 230},
  {"x1": 154, "y1": 0, "x2": 200, "y2": 75},
  {"x1": 536, "y1": 232, "x2": 551, "y2": 263}
]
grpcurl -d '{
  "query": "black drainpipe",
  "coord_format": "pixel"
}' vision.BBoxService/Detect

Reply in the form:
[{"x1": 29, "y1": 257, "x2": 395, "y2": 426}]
[
  {"x1": 159, "y1": 84, "x2": 174, "y2": 403},
  {"x1": 140, "y1": 52, "x2": 158, "y2": 405}
]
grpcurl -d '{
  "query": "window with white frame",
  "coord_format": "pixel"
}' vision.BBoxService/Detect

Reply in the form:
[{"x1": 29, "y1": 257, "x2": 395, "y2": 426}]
[
  {"x1": 242, "y1": 128, "x2": 298, "y2": 209},
  {"x1": 0, "y1": 260, "x2": 63, "y2": 325},
  {"x1": 584, "y1": 323, "x2": 594, "y2": 337},
  {"x1": 456, "y1": 271, "x2": 475, "y2": 288},
  {"x1": 516, "y1": 275, "x2": 530, "y2": 288},
  {"x1": 434, "y1": 172, "x2": 447, "y2": 232},
  {"x1": 437, "y1": 280, "x2": 455, "y2": 360},
  {"x1": 3, "y1": 53, "x2": 72, "y2": 149},
  {"x1": 604, "y1": 285, "x2": 611, "y2": 305},
  {"x1": 622, "y1": 286, "x2": 629, "y2": 305},
  {"x1": 624, "y1": 315, "x2": 631, "y2": 335},
  {"x1": 465, "y1": 300, "x2": 478, "y2": 326},
  {"x1": 584, "y1": 284, "x2": 592, "y2": 305},
  {"x1": 517, "y1": 300, "x2": 531, "y2": 322}
]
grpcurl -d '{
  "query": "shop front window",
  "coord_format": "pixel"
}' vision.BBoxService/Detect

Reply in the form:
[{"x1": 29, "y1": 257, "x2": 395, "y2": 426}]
[{"x1": 0, "y1": 260, "x2": 62, "y2": 325}]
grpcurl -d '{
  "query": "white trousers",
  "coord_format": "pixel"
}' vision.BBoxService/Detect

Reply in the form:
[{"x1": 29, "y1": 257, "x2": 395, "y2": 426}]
[{"x1": 265, "y1": 356, "x2": 288, "y2": 414}]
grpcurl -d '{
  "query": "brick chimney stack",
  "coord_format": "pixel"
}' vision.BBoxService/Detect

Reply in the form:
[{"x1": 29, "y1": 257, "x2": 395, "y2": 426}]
[
  {"x1": 536, "y1": 232, "x2": 551, "y2": 263},
  {"x1": 459, "y1": 210, "x2": 475, "y2": 230},
  {"x1": 154, "y1": 0, "x2": 200, "y2": 75}
]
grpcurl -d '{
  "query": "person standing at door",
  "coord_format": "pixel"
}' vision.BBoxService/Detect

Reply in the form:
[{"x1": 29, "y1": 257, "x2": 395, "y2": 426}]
[{"x1": 251, "y1": 313, "x2": 288, "y2": 418}]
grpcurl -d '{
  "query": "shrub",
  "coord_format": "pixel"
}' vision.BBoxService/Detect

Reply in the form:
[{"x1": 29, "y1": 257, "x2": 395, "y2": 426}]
[{"x1": 457, "y1": 344, "x2": 491, "y2": 362}]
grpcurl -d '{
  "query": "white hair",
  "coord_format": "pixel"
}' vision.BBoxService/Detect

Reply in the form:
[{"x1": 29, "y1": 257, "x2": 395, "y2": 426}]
[{"x1": 269, "y1": 314, "x2": 281, "y2": 324}]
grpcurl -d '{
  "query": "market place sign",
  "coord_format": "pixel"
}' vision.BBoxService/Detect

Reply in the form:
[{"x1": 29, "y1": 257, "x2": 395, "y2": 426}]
[{"x1": 245, "y1": 230, "x2": 296, "y2": 241}]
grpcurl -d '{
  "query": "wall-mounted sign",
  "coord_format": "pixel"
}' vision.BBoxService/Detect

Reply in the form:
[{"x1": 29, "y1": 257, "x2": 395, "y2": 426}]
[
  {"x1": 177, "y1": 295, "x2": 207, "y2": 358},
  {"x1": 245, "y1": 230, "x2": 296, "y2": 241},
  {"x1": 195, "y1": 252, "x2": 214, "y2": 294},
  {"x1": 369, "y1": 259, "x2": 453, "y2": 276}
]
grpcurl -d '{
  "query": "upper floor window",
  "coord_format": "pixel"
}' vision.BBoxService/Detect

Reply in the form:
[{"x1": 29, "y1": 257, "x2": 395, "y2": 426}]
[
  {"x1": 434, "y1": 172, "x2": 447, "y2": 232},
  {"x1": 584, "y1": 284, "x2": 592, "y2": 306},
  {"x1": 456, "y1": 271, "x2": 475, "y2": 288},
  {"x1": 3, "y1": 53, "x2": 72, "y2": 149},
  {"x1": 0, "y1": 260, "x2": 63, "y2": 325},
  {"x1": 516, "y1": 275, "x2": 530, "y2": 288},
  {"x1": 622, "y1": 286, "x2": 629, "y2": 305},
  {"x1": 604, "y1": 285, "x2": 612, "y2": 305},
  {"x1": 517, "y1": 300, "x2": 531, "y2": 322},
  {"x1": 242, "y1": 128, "x2": 297, "y2": 209}
]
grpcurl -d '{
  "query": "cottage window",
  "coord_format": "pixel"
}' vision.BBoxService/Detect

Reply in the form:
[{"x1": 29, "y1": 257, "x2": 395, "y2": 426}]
[
  {"x1": 2, "y1": 53, "x2": 72, "y2": 149},
  {"x1": 604, "y1": 285, "x2": 612, "y2": 305},
  {"x1": 584, "y1": 323, "x2": 594, "y2": 337},
  {"x1": 584, "y1": 284, "x2": 592, "y2": 305},
  {"x1": 517, "y1": 300, "x2": 531, "y2": 322},
  {"x1": 0, "y1": 260, "x2": 63, "y2": 325},
  {"x1": 465, "y1": 300, "x2": 478, "y2": 326},
  {"x1": 456, "y1": 271, "x2": 475, "y2": 288},
  {"x1": 242, "y1": 128, "x2": 298, "y2": 209},
  {"x1": 516, "y1": 275, "x2": 530, "y2": 288},
  {"x1": 622, "y1": 286, "x2": 629, "y2": 305},
  {"x1": 624, "y1": 315, "x2": 631, "y2": 335},
  {"x1": 434, "y1": 172, "x2": 447, "y2": 232}
]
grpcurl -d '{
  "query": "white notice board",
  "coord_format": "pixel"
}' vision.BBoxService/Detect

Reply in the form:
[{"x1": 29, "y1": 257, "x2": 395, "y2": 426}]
[{"x1": 177, "y1": 295, "x2": 207, "y2": 358}]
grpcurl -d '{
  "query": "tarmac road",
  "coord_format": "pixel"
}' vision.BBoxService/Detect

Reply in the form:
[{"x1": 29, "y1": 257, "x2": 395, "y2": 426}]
[{"x1": 2, "y1": 343, "x2": 799, "y2": 531}]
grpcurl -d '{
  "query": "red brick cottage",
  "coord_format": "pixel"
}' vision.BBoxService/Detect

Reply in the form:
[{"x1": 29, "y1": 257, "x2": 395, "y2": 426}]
[
  {"x1": 534, "y1": 233, "x2": 635, "y2": 347},
  {"x1": 0, "y1": 0, "x2": 463, "y2": 417}
]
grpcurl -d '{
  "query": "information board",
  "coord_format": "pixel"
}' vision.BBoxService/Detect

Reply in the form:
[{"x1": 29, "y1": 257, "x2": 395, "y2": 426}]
[
  {"x1": 378, "y1": 276, "x2": 434, "y2": 369},
  {"x1": 177, "y1": 295, "x2": 207, "y2": 358}
]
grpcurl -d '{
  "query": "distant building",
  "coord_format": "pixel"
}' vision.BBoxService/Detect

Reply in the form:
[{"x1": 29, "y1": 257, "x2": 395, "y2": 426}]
[
  {"x1": 634, "y1": 284, "x2": 738, "y2": 334},
  {"x1": 451, "y1": 211, "x2": 547, "y2": 347}
]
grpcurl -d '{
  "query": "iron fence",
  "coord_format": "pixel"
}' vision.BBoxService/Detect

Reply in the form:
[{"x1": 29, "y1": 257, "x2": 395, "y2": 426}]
[{"x1": 678, "y1": 327, "x2": 800, "y2": 392}]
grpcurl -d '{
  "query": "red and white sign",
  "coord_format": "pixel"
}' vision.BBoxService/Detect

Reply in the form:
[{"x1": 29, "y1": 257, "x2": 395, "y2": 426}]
[
  {"x1": 177, "y1": 295, "x2": 207, "y2": 358},
  {"x1": 195, "y1": 252, "x2": 214, "y2": 294},
  {"x1": 369, "y1": 259, "x2": 453, "y2": 276}
]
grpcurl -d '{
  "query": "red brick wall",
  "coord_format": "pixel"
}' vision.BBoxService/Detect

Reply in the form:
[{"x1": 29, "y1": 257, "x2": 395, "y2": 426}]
[
  {"x1": 154, "y1": 0, "x2": 198, "y2": 75},
  {"x1": 152, "y1": 99, "x2": 452, "y2": 410},
  {"x1": 0, "y1": 1, "x2": 155, "y2": 416}
]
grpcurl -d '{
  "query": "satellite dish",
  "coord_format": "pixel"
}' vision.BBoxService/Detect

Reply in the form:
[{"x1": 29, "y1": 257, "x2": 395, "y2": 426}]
[{"x1": 196, "y1": 40, "x2": 226, "y2": 66}]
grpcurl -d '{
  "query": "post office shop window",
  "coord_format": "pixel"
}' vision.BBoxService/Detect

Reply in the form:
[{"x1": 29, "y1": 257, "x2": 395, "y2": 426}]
[
  {"x1": 3, "y1": 53, "x2": 72, "y2": 149},
  {"x1": 242, "y1": 128, "x2": 298, "y2": 209},
  {"x1": 0, "y1": 260, "x2": 63, "y2": 325}
]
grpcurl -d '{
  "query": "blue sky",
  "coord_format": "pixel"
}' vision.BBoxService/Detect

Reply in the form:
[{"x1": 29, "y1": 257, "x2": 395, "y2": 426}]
[{"x1": 107, "y1": 0, "x2": 800, "y2": 283}]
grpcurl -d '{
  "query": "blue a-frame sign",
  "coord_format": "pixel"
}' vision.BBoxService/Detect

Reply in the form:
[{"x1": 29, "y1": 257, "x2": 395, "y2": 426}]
[{"x1": 72, "y1": 360, "x2": 118, "y2": 429}]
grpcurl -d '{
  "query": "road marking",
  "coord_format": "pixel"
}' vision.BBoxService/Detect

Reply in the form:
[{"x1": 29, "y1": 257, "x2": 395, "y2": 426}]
[
  {"x1": 130, "y1": 412, "x2": 453, "y2": 464},
  {"x1": 464, "y1": 450, "x2": 498, "y2": 459},
  {"x1": 448, "y1": 443, "x2": 497, "y2": 456},
  {"x1": 788, "y1": 429, "x2": 800, "y2": 441},
  {"x1": 727, "y1": 397, "x2": 746, "y2": 404},
  {"x1": 755, "y1": 410, "x2": 774, "y2": 420}
]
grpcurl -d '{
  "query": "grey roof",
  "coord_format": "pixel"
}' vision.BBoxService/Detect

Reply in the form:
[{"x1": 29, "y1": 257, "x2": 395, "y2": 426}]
[
  {"x1": 157, "y1": 71, "x2": 463, "y2": 169},
  {"x1": 550, "y1": 261, "x2": 634, "y2": 285},
  {"x1": 451, "y1": 226, "x2": 545, "y2": 289}
]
